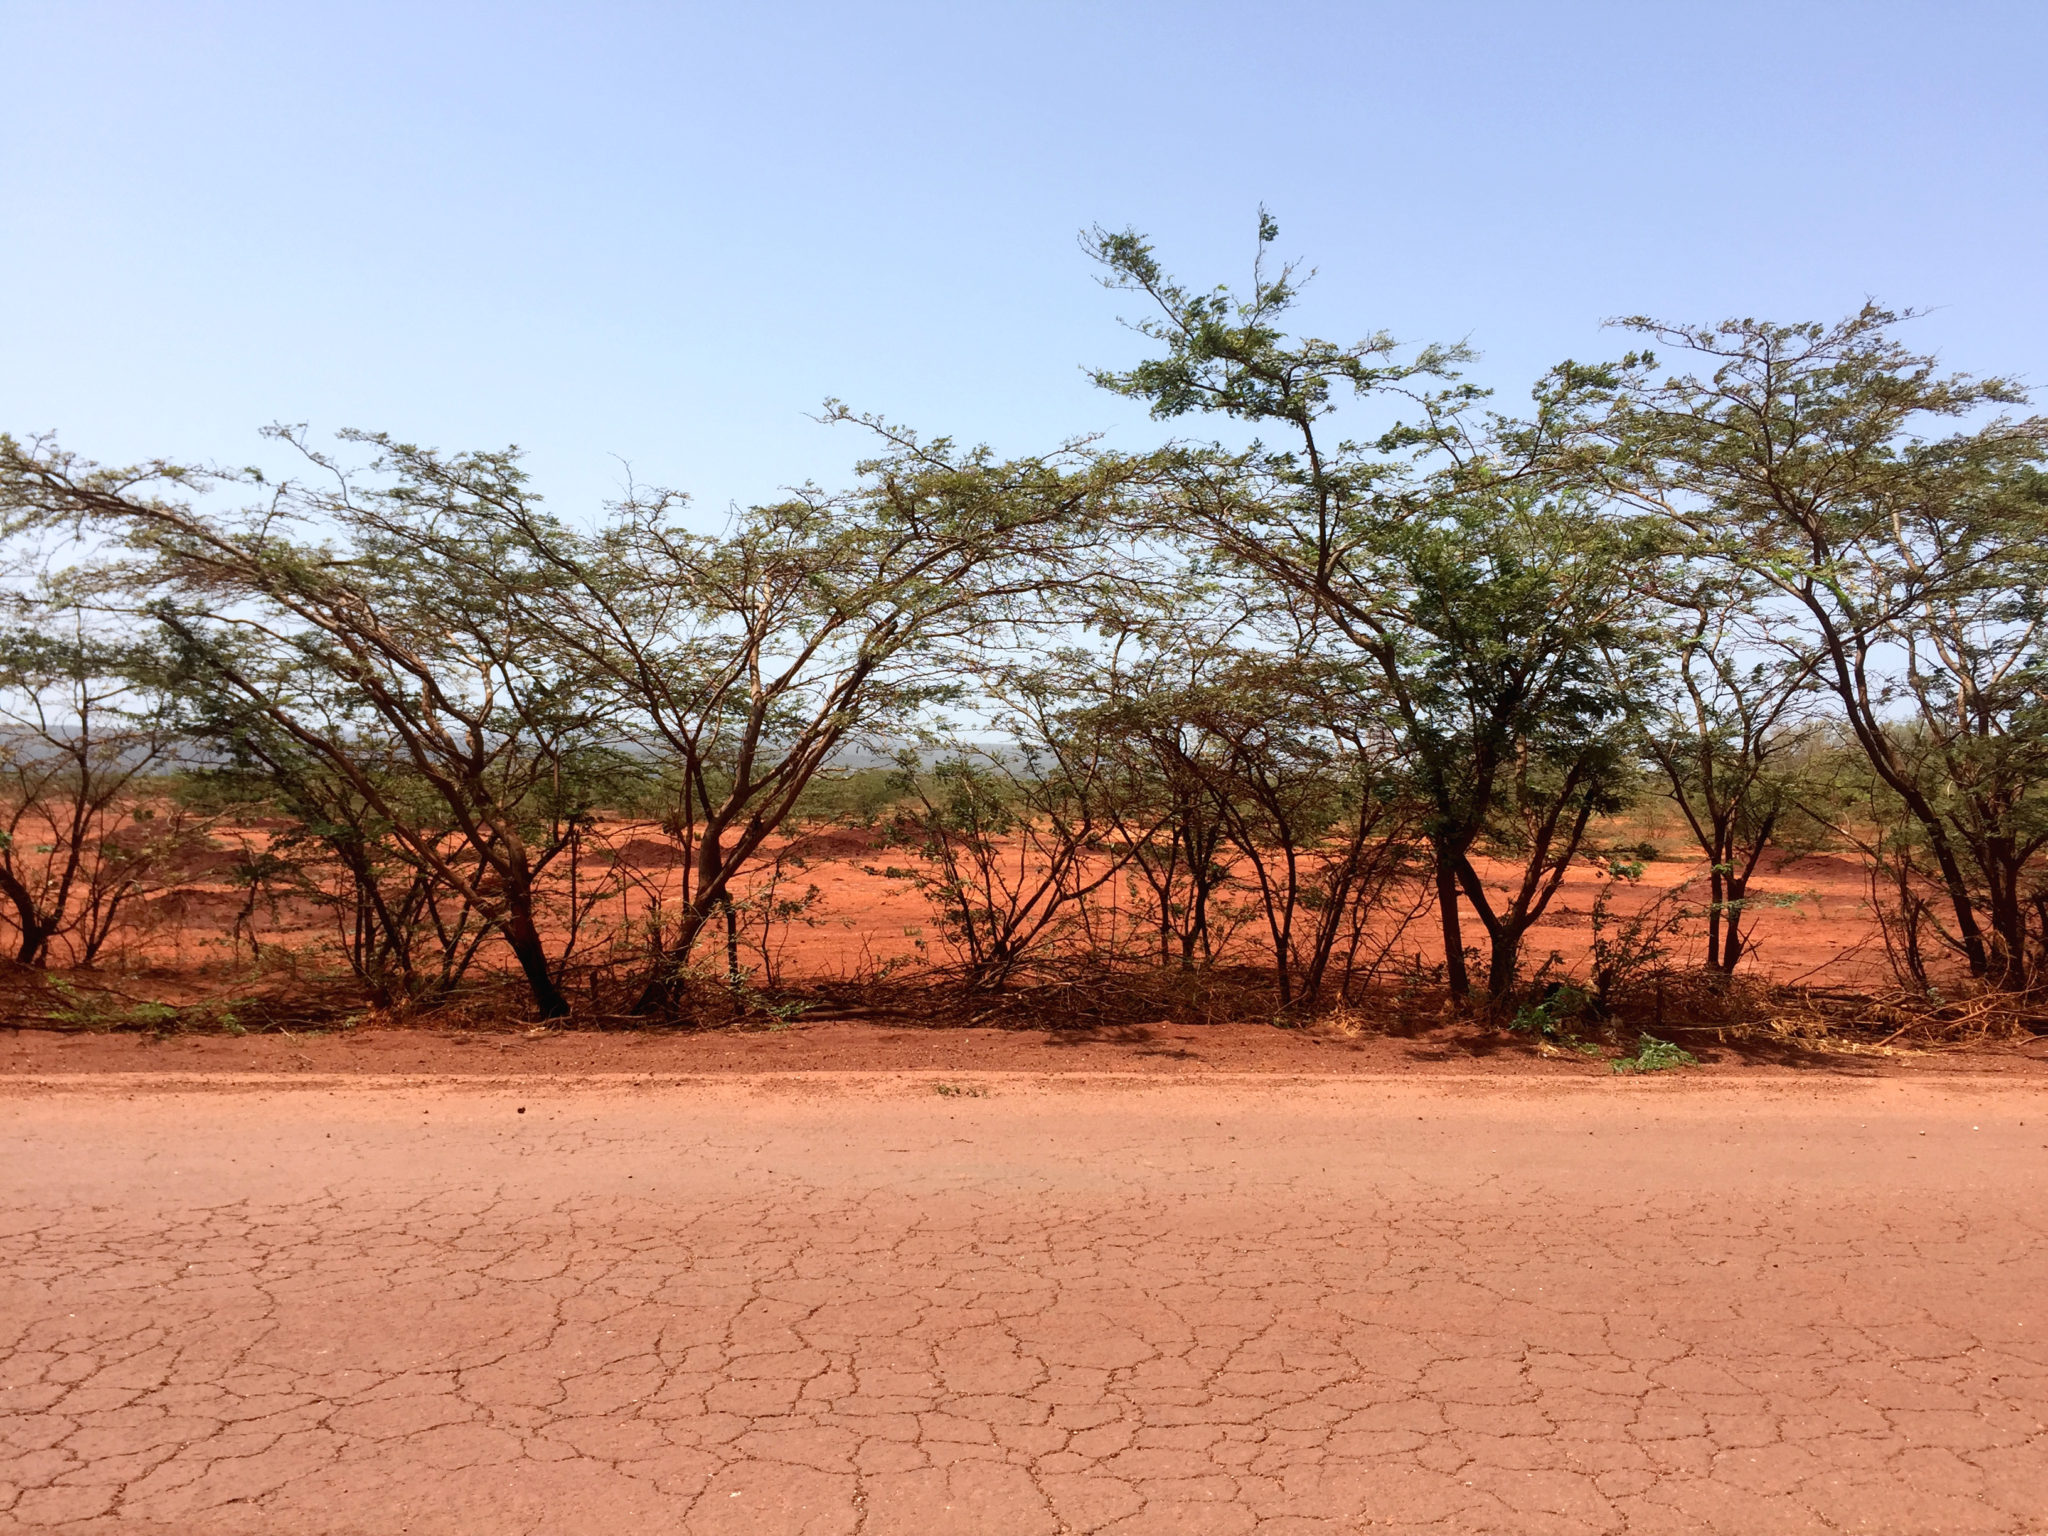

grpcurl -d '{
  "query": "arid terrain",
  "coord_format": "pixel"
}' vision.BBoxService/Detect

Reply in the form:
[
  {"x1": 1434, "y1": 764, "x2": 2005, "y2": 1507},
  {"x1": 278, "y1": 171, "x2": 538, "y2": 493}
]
[
  {"x1": 4, "y1": 804, "x2": 2043, "y2": 1535},
  {"x1": 12, "y1": 828, "x2": 1907, "y2": 1027},
  {"x1": 4, "y1": 1048, "x2": 2047, "y2": 1535},
  {"x1": 8, "y1": 8, "x2": 2043, "y2": 1534}
]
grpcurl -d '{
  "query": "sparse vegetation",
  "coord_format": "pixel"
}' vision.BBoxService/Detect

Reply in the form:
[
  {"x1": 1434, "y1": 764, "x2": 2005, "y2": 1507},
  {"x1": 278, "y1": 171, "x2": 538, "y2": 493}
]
[
  {"x1": 1611, "y1": 1035, "x2": 1700, "y2": 1074},
  {"x1": 3, "y1": 218, "x2": 2043, "y2": 1048}
]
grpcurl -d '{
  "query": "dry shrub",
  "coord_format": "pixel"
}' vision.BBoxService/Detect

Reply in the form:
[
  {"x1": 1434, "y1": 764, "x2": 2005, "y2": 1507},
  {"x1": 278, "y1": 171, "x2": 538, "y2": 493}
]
[
  {"x1": 1582, "y1": 964, "x2": 2048, "y2": 1053},
  {"x1": 1763, "y1": 985, "x2": 2048, "y2": 1048},
  {"x1": 797, "y1": 961, "x2": 1290, "y2": 1034}
]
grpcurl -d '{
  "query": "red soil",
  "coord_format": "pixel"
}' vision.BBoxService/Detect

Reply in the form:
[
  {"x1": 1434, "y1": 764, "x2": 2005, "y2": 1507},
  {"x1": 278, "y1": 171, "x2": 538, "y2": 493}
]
[
  {"x1": 3, "y1": 1071, "x2": 2044, "y2": 1534},
  {"x1": 86, "y1": 814, "x2": 1897, "y2": 1001}
]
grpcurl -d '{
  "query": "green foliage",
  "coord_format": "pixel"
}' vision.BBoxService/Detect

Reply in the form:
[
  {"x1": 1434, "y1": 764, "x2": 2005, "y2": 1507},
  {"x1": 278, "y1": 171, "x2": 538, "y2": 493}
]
[
  {"x1": 1087, "y1": 217, "x2": 1649, "y2": 1004},
  {"x1": 793, "y1": 768, "x2": 909, "y2": 827},
  {"x1": 1585, "y1": 869, "x2": 1695, "y2": 1012},
  {"x1": 1085, "y1": 209, "x2": 1466, "y2": 432},
  {"x1": 42, "y1": 979, "x2": 180, "y2": 1034},
  {"x1": 1610, "y1": 1034, "x2": 1699, "y2": 1074},
  {"x1": 1510, "y1": 983, "x2": 1594, "y2": 1042},
  {"x1": 3, "y1": 222, "x2": 2045, "y2": 1027},
  {"x1": 0, "y1": 614, "x2": 189, "y2": 966},
  {"x1": 1588, "y1": 309, "x2": 2048, "y2": 991}
]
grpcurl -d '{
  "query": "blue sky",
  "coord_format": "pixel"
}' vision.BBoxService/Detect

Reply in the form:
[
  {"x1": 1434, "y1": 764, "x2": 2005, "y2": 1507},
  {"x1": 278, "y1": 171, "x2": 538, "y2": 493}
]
[{"x1": 3, "y1": 1, "x2": 2043, "y2": 518}]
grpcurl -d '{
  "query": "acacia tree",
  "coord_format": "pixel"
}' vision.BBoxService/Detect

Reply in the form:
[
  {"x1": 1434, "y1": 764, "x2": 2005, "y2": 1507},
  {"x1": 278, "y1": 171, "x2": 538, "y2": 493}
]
[
  {"x1": 1166, "y1": 652, "x2": 1417, "y2": 1007},
  {"x1": 1086, "y1": 658, "x2": 1239, "y2": 972},
  {"x1": 1087, "y1": 217, "x2": 1646, "y2": 1005},
  {"x1": 1592, "y1": 310, "x2": 2048, "y2": 991},
  {"x1": 309, "y1": 418, "x2": 1150, "y2": 1013},
  {"x1": 180, "y1": 682, "x2": 504, "y2": 1006},
  {"x1": 1043, "y1": 591, "x2": 1256, "y2": 975},
  {"x1": 0, "y1": 430, "x2": 620, "y2": 1017},
  {"x1": 0, "y1": 613, "x2": 184, "y2": 966},
  {"x1": 1620, "y1": 570, "x2": 1821, "y2": 974},
  {"x1": 883, "y1": 732, "x2": 1154, "y2": 992},
  {"x1": 1, "y1": 416, "x2": 1143, "y2": 1016},
  {"x1": 977, "y1": 623, "x2": 1415, "y2": 1004}
]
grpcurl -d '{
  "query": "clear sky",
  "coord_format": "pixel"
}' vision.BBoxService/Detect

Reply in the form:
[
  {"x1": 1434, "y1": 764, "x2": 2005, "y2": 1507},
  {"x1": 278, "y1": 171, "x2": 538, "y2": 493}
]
[{"x1": 3, "y1": 1, "x2": 2043, "y2": 519}]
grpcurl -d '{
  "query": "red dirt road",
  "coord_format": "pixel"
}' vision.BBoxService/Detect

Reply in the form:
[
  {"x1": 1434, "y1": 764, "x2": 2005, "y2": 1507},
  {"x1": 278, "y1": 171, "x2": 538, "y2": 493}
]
[{"x1": 4, "y1": 1074, "x2": 2045, "y2": 1535}]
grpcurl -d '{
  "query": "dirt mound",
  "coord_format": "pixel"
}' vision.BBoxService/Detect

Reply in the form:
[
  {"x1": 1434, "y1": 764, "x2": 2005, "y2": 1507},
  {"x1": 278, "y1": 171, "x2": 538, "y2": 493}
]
[{"x1": 608, "y1": 836, "x2": 689, "y2": 870}]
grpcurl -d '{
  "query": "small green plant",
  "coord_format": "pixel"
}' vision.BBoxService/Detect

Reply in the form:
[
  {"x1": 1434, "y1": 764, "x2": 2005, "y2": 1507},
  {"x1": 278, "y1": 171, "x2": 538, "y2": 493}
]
[
  {"x1": 934, "y1": 1081, "x2": 988, "y2": 1098},
  {"x1": 182, "y1": 996, "x2": 256, "y2": 1034},
  {"x1": 1586, "y1": 871, "x2": 1696, "y2": 1012},
  {"x1": 130, "y1": 1001, "x2": 181, "y2": 1035},
  {"x1": 732, "y1": 990, "x2": 808, "y2": 1030},
  {"x1": 44, "y1": 979, "x2": 181, "y2": 1034},
  {"x1": 1611, "y1": 1034, "x2": 1699, "y2": 1074},
  {"x1": 759, "y1": 998, "x2": 809, "y2": 1032},
  {"x1": 43, "y1": 977, "x2": 104, "y2": 1030},
  {"x1": 1510, "y1": 983, "x2": 1592, "y2": 1042}
]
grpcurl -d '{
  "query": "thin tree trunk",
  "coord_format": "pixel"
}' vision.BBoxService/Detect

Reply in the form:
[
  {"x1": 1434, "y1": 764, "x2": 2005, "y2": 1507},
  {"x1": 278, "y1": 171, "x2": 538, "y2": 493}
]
[
  {"x1": 1719, "y1": 875, "x2": 1748, "y2": 974},
  {"x1": 502, "y1": 903, "x2": 569, "y2": 1019},
  {"x1": 1486, "y1": 923, "x2": 1526, "y2": 1003},
  {"x1": 0, "y1": 863, "x2": 59, "y2": 968},
  {"x1": 1706, "y1": 863, "x2": 1726, "y2": 971},
  {"x1": 1434, "y1": 847, "x2": 1469, "y2": 1001}
]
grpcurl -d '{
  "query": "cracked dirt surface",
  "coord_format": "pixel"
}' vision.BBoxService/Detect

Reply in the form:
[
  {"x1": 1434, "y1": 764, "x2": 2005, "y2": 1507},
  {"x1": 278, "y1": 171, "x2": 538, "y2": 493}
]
[{"x1": 2, "y1": 1074, "x2": 2045, "y2": 1534}]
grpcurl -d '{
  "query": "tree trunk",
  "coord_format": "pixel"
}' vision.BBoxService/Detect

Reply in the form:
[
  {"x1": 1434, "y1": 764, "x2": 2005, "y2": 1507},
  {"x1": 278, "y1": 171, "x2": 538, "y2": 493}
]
[
  {"x1": 0, "y1": 865, "x2": 56, "y2": 968},
  {"x1": 634, "y1": 821, "x2": 733, "y2": 1015},
  {"x1": 1718, "y1": 874, "x2": 1750, "y2": 975},
  {"x1": 13, "y1": 917, "x2": 55, "y2": 969},
  {"x1": 1981, "y1": 838, "x2": 2027, "y2": 991},
  {"x1": 1485, "y1": 922, "x2": 1526, "y2": 1004},
  {"x1": 1705, "y1": 864, "x2": 1726, "y2": 971},
  {"x1": 1434, "y1": 849, "x2": 1469, "y2": 1001},
  {"x1": 502, "y1": 904, "x2": 569, "y2": 1019},
  {"x1": 1825, "y1": 658, "x2": 1991, "y2": 980},
  {"x1": 632, "y1": 901, "x2": 712, "y2": 1015}
]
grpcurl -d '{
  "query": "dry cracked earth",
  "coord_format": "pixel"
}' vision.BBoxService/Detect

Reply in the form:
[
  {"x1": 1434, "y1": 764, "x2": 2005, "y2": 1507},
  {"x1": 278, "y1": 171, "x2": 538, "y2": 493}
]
[{"x1": 2, "y1": 1072, "x2": 2045, "y2": 1534}]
